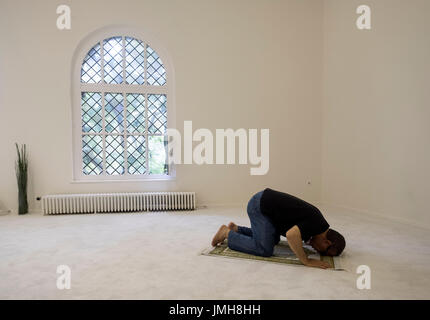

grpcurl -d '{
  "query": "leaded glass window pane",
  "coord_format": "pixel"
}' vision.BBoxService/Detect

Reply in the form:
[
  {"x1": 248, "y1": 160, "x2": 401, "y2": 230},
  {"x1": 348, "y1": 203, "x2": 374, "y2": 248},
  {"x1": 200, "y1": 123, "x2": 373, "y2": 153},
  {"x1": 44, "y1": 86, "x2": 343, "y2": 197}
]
[
  {"x1": 148, "y1": 94, "x2": 167, "y2": 134},
  {"x1": 81, "y1": 92, "x2": 102, "y2": 133},
  {"x1": 125, "y1": 37, "x2": 145, "y2": 85},
  {"x1": 126, "y1": 93, "x2": 145, "y2": 133},
  {"x1": 82, "y1": 135, "x2": 103, "y2": 175},
  {"x1": 106, "y1": 135, "x2": 124, "y2": 175},
  {"x1": 148, "y1": 135, "x2": 168, "y2": 175},
  {"x1": 127, "y1": 135, "x2": 146, "y2": 175},
  {"x1": 105, "y1": 93, "x2": 124, "y2": 133},
  {"x1": 103, "y1": 37, "x2": 123, "y2": 84},
  {"x1": 147, "y1": 45, "x2": 166, "y2": 86},
  {"x1": 81, "y1": 43, "x2": 101, "y2": 83}
]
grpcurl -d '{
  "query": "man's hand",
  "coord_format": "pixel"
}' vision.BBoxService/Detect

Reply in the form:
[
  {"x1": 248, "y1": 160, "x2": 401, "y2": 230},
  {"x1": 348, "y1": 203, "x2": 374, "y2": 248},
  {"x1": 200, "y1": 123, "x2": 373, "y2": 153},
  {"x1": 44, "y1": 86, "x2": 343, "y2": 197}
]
[
  {"x1": 286, "y1": 226, "x2": 331, "y2": 270},
  {"x1": 304, "y1": 258, "x2": 331, "y2": 269}
]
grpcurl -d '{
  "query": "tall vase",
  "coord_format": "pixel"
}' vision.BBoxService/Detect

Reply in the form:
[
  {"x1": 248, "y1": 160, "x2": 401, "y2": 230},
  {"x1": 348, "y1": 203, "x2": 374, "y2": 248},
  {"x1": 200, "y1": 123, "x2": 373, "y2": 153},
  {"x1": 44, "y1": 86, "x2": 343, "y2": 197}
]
[
  {"x1": 15, "y1": 143, "x2": 29, "y2": 215},
  {"x1": 18, "y1": 187, "x2": 28, "y2": 215}
]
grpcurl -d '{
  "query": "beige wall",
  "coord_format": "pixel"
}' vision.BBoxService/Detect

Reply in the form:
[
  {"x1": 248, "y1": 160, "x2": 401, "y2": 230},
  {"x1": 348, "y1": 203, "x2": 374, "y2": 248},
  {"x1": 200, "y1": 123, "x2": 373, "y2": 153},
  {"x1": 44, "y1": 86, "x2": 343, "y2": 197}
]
[
  {"x1": 322, "y1": 0, "x2": 430, "y2": 227},
  {"x1": 2, "y1": 0, "x2": 428, "y2": 228},
  {"x1": 0, "y1": 0, "x2": 324, "y2": 212}
]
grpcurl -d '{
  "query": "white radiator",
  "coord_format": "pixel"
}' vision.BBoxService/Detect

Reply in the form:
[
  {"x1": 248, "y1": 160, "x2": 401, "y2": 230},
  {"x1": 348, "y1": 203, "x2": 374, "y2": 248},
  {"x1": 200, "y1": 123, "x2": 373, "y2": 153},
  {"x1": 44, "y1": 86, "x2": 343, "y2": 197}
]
[{"x1": 42, "y1": 192, "x2": 196, "y2": 215}]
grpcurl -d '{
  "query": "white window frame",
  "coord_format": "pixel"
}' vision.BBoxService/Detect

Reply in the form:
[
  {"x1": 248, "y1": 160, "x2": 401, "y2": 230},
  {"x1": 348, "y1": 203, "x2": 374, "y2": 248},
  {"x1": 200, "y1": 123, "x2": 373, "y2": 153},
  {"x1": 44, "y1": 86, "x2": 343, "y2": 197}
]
[{"x1": 71, "y1": 26, "x2": 176, "y2": 182}]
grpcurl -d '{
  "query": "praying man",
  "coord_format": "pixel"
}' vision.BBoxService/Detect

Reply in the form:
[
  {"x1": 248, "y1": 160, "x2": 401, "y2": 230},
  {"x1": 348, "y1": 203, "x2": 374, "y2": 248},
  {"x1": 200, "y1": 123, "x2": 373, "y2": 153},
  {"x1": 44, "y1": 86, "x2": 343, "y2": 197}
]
[{"x1": 211, "y1": 188, "x2": 346, "y2": 269}]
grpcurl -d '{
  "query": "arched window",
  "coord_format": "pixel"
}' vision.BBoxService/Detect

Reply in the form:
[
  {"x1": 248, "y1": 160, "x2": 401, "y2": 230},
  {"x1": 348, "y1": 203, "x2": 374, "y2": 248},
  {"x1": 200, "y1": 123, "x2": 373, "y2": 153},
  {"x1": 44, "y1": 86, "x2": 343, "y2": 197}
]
[{"x1": 72, "y1": 29, "x2": 174, "y2": 181}]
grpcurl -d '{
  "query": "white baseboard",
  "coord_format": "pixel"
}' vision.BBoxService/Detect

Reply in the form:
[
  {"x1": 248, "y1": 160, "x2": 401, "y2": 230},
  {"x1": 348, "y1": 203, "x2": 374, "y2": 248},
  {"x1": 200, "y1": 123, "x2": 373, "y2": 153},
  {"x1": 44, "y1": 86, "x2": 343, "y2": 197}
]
[
  {"x1": 0, "y1": 209, "x2": 44, "y2": 216},
  {"x1": 198, "y1": 202, "x2": 243, "y2": 208}
]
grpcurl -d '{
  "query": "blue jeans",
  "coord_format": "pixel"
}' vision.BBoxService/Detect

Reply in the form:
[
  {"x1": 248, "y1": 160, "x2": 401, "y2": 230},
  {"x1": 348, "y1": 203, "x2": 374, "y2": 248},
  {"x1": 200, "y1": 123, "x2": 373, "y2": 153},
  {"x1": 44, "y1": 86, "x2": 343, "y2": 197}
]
[{"x1": 227, "y1": 191, "x2": 280, "y2": 257}]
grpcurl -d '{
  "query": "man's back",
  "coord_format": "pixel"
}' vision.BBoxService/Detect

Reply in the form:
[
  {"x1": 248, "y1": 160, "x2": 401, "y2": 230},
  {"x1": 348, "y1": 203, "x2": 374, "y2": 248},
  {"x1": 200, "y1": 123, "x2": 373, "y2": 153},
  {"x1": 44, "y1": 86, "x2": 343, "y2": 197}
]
[{"x1": 259, "y1": 188, "x2": 329, "y2": 240}]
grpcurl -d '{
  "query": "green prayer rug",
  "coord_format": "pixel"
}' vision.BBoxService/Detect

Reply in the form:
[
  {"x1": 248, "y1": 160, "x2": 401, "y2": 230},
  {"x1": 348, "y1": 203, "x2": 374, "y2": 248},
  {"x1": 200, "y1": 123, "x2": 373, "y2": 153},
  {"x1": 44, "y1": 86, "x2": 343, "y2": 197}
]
[{"x1": 201, "y1": 240, "x2": 343, "y2": 270}]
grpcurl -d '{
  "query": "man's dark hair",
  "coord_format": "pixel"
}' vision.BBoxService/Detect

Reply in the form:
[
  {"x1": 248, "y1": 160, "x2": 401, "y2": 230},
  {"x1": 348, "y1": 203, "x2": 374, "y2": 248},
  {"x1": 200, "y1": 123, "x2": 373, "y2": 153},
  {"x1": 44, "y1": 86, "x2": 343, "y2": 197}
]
[{"x1": 325, "y1": 229, "x2": 346, "y2": 256}]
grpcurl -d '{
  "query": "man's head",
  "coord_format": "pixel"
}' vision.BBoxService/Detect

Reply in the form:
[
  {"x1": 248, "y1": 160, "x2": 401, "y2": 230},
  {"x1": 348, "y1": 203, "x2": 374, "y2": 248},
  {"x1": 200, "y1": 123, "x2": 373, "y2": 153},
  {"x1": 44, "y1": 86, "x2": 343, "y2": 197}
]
[{"x1": 309, "y1": 229, "x2": 345, "y2": 256}]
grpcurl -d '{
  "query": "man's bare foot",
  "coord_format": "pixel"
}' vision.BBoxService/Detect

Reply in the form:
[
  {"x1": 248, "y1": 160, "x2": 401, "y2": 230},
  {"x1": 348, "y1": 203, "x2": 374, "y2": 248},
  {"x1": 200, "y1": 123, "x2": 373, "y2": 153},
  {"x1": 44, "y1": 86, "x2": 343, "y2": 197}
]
[
  {"x1": 227, "y1": 222, "x2": 238, "y2": 232},
  {"x1": 211, "y1": 225, "x2": 230, "y2": 247}
]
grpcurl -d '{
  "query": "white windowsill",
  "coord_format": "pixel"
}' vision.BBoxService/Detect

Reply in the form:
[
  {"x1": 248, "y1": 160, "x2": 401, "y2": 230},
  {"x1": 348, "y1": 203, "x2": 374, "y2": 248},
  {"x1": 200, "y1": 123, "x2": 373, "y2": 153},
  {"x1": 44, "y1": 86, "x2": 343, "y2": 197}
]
[{"x1": 70, "y1": 177, "x2": 176, "y2": 183}]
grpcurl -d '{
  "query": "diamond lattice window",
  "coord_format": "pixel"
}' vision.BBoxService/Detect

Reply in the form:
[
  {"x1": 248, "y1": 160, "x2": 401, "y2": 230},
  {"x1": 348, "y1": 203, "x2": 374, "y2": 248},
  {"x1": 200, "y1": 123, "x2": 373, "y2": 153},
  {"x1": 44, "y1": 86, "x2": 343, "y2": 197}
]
[{"x1": 79, "y1": 36, "x2": 168, "y2": 178}]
